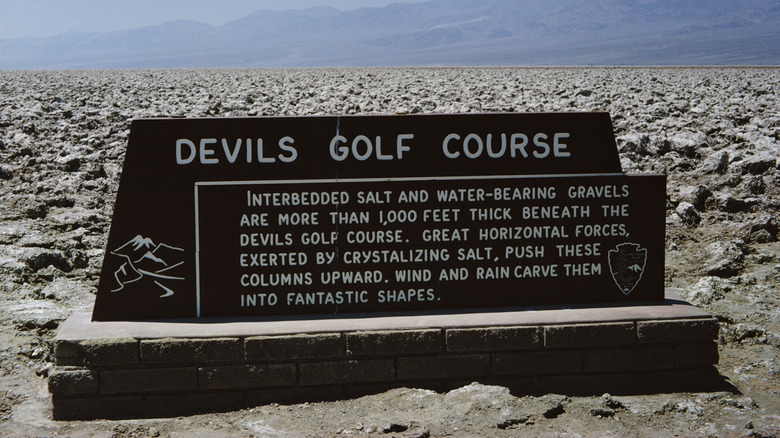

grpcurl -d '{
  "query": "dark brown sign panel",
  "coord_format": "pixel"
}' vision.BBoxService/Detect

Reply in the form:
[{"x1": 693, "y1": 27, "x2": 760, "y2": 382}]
[{"x1": 92, "y1": 113, "x2": 665, "y2": 321}]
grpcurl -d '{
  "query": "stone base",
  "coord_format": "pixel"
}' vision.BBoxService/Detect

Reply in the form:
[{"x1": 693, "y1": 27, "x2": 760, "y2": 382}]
[{"x1": 50, "y1": 290, "x2": 721, "y2": 420}]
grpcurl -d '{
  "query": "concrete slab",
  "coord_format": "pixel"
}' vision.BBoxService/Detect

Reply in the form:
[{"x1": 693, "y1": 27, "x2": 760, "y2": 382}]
[{"x1": 57, "y1": 289, "x2": 710, "y2": 341}]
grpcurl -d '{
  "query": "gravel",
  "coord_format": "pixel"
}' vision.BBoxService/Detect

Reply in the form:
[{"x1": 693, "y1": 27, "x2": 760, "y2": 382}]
[{"x1": 1, "y1": 67, "x2": 779, "y2": 437}]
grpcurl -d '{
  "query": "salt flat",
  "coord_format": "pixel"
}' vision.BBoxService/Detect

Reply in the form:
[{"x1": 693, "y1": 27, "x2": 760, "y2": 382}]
[{"x1": 1, "y1": 67, "x2": 778, "y2": 437}]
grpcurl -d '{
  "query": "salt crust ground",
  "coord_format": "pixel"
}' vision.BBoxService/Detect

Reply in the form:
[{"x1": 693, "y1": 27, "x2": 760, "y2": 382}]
[{"x1": 0, "y1": 67, "x2": 779, "y2": 437}]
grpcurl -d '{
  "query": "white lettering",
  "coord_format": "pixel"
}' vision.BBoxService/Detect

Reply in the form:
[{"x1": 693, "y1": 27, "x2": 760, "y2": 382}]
[
  {"x1": 175, "y1": 139, "x2": 196, "y2": 164},
  {"x1": 199, "y1": 138, "x2": 218, "y2": 164}
]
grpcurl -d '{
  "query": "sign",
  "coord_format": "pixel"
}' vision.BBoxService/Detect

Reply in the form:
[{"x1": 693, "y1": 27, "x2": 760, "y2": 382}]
[{"x1": 92, "y1": 113, "x2": 665, "y2": 321}]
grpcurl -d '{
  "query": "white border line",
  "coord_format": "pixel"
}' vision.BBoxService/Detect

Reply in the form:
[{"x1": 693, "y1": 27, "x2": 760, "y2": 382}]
[
  {"x1": 192, "y1": 172, "x2": 629, "y2": 317},
  {"x1": 194, "y1": 184, "x2": 201, "y2": 318},
  {"x1": 194, "y1": 173, "x2": 627, "y2": 187}
]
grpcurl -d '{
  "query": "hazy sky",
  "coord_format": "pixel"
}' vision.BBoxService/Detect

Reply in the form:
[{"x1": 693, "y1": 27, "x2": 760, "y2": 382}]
[{"x1": 0, "y1": 0, "x2": 426, "y2": 39}]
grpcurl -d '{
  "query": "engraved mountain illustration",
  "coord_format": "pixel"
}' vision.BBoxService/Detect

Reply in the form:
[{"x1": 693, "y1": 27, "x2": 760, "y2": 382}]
[
  {"x1": 110, "y1": 235, "x2": 184, "y2": 297},
  {"x1": 113, "y1": 261, "x2": 143, "y2": 287},
  {"x1": 114, "y1": 235, "x2": 156, "y2": 253}
]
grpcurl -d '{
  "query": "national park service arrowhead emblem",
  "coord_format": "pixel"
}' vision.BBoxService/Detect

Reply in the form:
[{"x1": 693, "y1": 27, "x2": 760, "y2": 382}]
[{"x1": 607, "y1": 242, "x2": 647, "y2": 295}]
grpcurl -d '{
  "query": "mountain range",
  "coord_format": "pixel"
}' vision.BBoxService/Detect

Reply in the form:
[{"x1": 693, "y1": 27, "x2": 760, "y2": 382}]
[{"x1": 1, "y1": 0, "x2": 778, "y2": 69}]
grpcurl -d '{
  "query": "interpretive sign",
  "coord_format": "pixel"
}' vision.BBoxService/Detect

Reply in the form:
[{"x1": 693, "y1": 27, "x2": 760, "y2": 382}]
[{"x1": 92, "y1": 113, "x2": 665, "y2": 321}]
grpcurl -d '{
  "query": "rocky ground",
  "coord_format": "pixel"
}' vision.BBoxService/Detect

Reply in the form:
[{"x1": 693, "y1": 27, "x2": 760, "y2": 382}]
[{"x1": 0, "y1": 67, "x2": 779, "y2": 437}]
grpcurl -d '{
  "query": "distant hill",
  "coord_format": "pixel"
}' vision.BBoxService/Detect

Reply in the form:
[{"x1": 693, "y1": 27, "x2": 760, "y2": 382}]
[{"x1": 1, "y1": 0, "x2": 778, "y2": 68}]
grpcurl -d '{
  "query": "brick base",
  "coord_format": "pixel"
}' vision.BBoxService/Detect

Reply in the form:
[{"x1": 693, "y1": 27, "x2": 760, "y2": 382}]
[{"x1": 50, "y1": 290, "x2": 720, "y2": 420}]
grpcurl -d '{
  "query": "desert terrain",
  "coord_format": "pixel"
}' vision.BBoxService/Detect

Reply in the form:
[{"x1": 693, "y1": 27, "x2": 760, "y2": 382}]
[{"x1": 0, "y1": 67, "x2": 778, "y2": 437}]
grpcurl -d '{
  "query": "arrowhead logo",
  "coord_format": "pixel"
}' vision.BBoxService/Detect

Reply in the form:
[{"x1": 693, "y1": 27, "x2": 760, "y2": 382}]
[{"x1": 607, "y1": 242, "x2": 647, "y2": 295}]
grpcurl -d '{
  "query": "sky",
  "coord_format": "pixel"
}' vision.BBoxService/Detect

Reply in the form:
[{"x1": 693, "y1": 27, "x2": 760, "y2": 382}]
[{"x1": 0, "y1": 0, "x2": 426, "y2": 40}]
